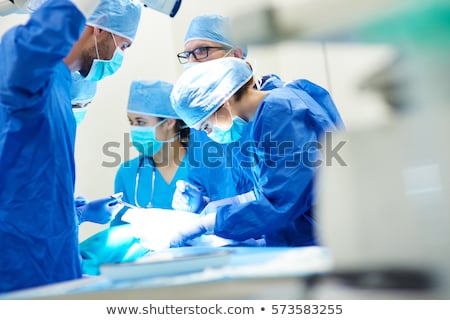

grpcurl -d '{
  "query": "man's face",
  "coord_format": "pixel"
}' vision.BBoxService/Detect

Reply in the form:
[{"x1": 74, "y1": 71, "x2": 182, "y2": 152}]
[
  {"x1": 79, "y1": 29, "x2": 132, "y2": 77},
  {"x1": 182, "y1": 39, "x2": 242, "y2": 63}
]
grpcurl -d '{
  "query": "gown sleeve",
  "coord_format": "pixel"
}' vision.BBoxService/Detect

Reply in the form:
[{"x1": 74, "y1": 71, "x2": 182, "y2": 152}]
[
  {"x1": 214, "y1": 85, "x2": 339, "y2": 241},
  {"x1": 0, "y1": 0, "x2": 85, "y2": 109}
]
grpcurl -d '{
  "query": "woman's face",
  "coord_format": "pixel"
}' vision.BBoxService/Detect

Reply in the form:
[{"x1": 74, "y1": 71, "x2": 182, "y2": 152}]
[{"x1": 128, "y1": 112, "x2": 168, "y2": 141}]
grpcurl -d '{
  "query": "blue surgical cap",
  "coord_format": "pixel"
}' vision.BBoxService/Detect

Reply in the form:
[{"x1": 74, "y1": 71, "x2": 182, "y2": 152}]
[
  {"x1": 87, "y1": 0, "x2": 142, "y2": 41},
  {"x1": 184, "y1": 14, "x2": 248, "y2": 58},
  {"x1": 171, "y1": 57, "x2": 253, "y2": 129},
  {"x1": 128, "y1": 80, "x2": 180, "y2": 119},
  {"x1": 71, "y1": 72, "x2": 97, "y2": 104}
]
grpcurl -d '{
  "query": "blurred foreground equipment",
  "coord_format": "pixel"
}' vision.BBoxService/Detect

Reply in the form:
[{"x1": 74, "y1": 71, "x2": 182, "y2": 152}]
[{"x1": 234, "y1": 0, "x2": 450, "y2": 298}]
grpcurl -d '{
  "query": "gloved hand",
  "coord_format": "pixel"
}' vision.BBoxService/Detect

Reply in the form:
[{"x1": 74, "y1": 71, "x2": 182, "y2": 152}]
[
  {"x1": 74, "y1": 195, "x2": 89, "y2": 207},
  {"x1": 169, "y1": 212, "x2": 216, "y2": 248},
  {"x1": 76, "y1": 194, "x2": 124, "y2": 224},
  {"x1": 172, "y1": 180, "x2": 209, "y2": 213},
  {"x1": 125, "y1": 208, "x2": 208, "y2": 251}
]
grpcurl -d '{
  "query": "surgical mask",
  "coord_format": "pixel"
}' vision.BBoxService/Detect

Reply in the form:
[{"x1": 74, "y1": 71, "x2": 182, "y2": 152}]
[
  {"x1": 85, "y1": 34, "x2": 124, "y2": 82},
  {"x1": 182, "y1": 50, "x2": 232, "y2": 71},
  {"x1": 72, "y1": 106, "x2": 88, "y2": 126},
  {"x1": 130, "y1": 119, "x2": 167, "y2": 156},
  {"x1": 183, "y1": 61, "x2": 200, "y2": 71},
  {"x1": 208, "y1": 114, "x2": 247, "y2": 144}
]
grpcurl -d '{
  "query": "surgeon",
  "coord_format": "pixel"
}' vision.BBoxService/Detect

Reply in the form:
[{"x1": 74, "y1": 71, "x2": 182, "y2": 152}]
[
  {"x1": 111, "y1": 80, "x2": 190, "y2": 224},
  {"x1": 0, "y1": 0, "x2": 142, "y2": 293},
  {"x1": 169, "y1": 57, "x2": 345, "y2": 247},
  {"x1": 172, "y1": 14, "x2": 284, "y2": 214},
  {"x1": 69, "y1": 71, "x2": 125, "y2": 225},
  {"x1": 79, "y1": 80, "x2": 190, "y2": 275}
]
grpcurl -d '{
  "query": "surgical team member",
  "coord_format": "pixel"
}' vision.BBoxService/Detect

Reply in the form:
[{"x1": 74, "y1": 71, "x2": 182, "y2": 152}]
[
  {"x1": 172, "y1": 14, "x2": 284, "y2": 214},
  {"x1": 70, "y1": 72, "x2": 123, "y2": 225},
  {"x1": 0, "y1": 0, "x2": 142, "y2": 293},
  {"x1": 111, "y1": 80, "x2": 190, "y2": 224},
  {"x1": 79, "y1": 80, "x2": 190, "y2": 275},
  {"x1": 169, "y1": 57, "x2": 345, "y2": 247}
]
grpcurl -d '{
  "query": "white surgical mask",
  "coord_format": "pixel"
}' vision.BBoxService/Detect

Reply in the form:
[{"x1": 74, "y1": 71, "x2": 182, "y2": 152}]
[{"x1": 183, "y1": 61, "x2": 200, "y2": 71}]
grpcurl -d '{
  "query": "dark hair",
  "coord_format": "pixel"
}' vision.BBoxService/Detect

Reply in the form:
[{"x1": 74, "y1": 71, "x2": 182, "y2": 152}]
[
  {"x1": 176, "y1": 119, "x2": 190, "y2": 146},
  {"x1": 157, "y1": 117, "x2": 190, "y2": 146}
]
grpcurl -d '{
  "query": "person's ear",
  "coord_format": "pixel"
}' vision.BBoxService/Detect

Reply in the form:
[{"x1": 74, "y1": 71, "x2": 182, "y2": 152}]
[
  {"x1": 222, "y1": 100, "x2": 235, "y2": 114},
  {"x1": 232, "y1": 47, "x2": 244, "y2": 59},
  {"x1": 92, "y1": 26, "x2": 102, "y2": 36},
  {"x1": 165, "y1": 118, "x2": 177, "y2": 131},
  {"x1": 222, "y1": 100, "x2": 230, "y2": 109}
]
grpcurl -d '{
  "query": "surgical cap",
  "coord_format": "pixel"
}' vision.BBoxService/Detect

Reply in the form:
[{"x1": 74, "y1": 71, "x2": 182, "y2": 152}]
[
  {"x1": 128, "y1": 80, "x2": 180, "y2": 119},
  {"x1": 184, "y1": 14, "x2": 248, "y2": 58},
  {"x1": 87, "y1": 0, "x2": 142, "y2": 41},
  {"x1": 171, "y1": 57, "x2": 253, "y2": 129},
  {"x1": 71, "y1": 72, "x2": 97, "y2": 104}
]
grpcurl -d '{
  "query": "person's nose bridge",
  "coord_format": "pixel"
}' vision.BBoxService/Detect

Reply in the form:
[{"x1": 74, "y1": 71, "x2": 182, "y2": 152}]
[{"x1": 187, "y1": 53, "x2": 197, "y2": 62}]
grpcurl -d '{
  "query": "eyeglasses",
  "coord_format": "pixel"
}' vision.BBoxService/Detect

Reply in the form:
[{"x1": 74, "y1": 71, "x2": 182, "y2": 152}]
[{"x1": 177, "y1": 46, "x2": 230, "y2": 64}]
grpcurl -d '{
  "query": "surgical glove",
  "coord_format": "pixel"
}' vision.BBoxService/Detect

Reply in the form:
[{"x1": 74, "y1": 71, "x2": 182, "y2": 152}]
[
  {"x1": 76, "y1": 194, "x2": 124, "y2": 224},
  {"x1": 170, "y1": 212, "x2": 216, "y2": 248},
  {"x1": 172, "y1": 180, "x2": 209, "y2": 213},
  {"x1": 74, "y1": 195, "x2": 89, "y2": 207}
]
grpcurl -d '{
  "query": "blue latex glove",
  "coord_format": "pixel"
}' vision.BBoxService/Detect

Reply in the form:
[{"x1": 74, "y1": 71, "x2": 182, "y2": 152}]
[
  {"x1": 171, "y1": 180, "x2": 209, "y2": 213},
  {"x1": 76, "y1": 194, "x2": 124, "y2": 224},
  {"x1": 74, "y1": 195, "x2": 88, "y2": 207},
  {"x1": 169, "y1": 212, "x2": 216, "y2": 248}
]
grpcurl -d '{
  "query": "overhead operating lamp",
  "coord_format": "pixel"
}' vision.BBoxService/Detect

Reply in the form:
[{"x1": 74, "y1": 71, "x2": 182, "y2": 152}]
[{"x1": 0, "y1": 0, "x2": 182, "y2": 17}]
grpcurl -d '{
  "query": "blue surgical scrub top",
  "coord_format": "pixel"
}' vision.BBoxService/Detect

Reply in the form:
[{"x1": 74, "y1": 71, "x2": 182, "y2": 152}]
[
  {"x1": 214, "y1": 79, "x2": 345, "y2": 247},
  {"x1": 0, "y1": 0, "x2": 85, "y2": 293},
  {"x1": 111, "y1": 153, "x2": 189, "y2": 225}
]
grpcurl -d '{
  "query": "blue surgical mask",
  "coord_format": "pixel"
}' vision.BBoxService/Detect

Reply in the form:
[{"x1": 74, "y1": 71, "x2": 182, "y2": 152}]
[
  {"x1": 130, "y1": 120, "x2": 167, "y2": 156},
  {"x1": 85, "y1": 34, "x2": 124, "y2": 82},
  {"x1": 72, "y1": 106, "x2": 88, "y2": 126},
  {"x1": 208, "y1": 116, "x2": 247, "y2": 144}
]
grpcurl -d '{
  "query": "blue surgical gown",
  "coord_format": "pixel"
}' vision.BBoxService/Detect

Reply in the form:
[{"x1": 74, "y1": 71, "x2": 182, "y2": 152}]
[
  {"x1": 0, "y1": 0, "x2": 85, "y2": 293},
  {"x1": 110, "y1": 154, "x2": 189, "y2": 226},
  {"x1": 214, "y1": 79, "x2": 345, "y2": 247}
]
